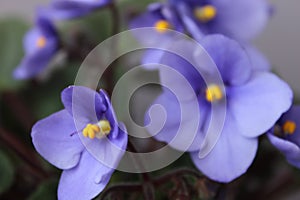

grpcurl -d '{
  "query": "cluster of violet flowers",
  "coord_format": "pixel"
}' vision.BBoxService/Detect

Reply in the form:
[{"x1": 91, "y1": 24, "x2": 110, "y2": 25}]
[{"x1": 13, "y1": 0, "x2": 300, "y2": 199}]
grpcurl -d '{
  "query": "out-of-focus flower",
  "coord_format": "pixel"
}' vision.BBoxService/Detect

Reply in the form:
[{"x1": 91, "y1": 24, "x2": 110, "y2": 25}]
[
  {"x1": 32, "y1": 86, "x2": 127, "y2": 199},
  {"x1": 145, "y1": 35, "x2": 292, "y2": 182},
  {"x1": 13, "y1": 16, "x2": 59, "y2": 80},
  {"x1": 130, "y1": 3, "x2": 184, "y2": 44},
  {"x1": 42, "y1": 0, "x2": 112, "y2": 20},
  {"x1": 244, "y1": 45, "x2": 271, "y2": 71},
  {"x1": 130, "y1": 2, "x2": 270, "y2": 71},
  {"x1": 267, "y1": 106, "x2": 300, "y2": 168},
  {"x1": 169, "y1": 0, "x2": 271, "y2": 41},
  {"x1": 130, "y1": 3, "x2": 185, "y2": 69}
]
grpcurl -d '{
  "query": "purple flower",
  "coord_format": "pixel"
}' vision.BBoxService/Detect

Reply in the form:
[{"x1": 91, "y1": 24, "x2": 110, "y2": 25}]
[
  {"x1": 244, "y1": 45, "x2": 271, "y2": 71},
  {"x1": 130, "y1": 3, "x2": 186, "y2": 69},
  {"x1": 130, "y1": 2, "x2": 270, "y2": 71},
  {"x1": 42, "y1": 0, "x2": 111, "y2": 20},
  {"x1": 13, "y1": 16, "x2": 59, "y2": 80},
  {"x1": 169, "y1": 0, "x2": 271, "y2": 41},
  {"x1": 130, "y1": 3, "x2": 185, "y2": 44},
  {"x1": 267, "y1": 106, "x2": 300, "y2": 168},
  {"x1": 145, "y1": 35, "x2": 292, "y2": 182},
  {"x1": 32, "y1": 86, "x2": 127, "y2": 199}
]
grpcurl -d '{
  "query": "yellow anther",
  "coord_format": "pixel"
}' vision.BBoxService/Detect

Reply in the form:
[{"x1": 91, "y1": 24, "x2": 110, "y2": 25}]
[
  {"x1": 91, "y1": 124, "x2": 100, "y2": 132},
  {"x1": 36, "y1": 36, "x2": 47, "y2": 48},
  {"x1": 194, "y1": 5, "x2": 217, "y2": 23},
  {"x1": 283, "y1": 121, "x2": 296, "y2": 135},
  {"x1": 82, "y1": 121, "x2": 111, "y2": 139},
  {"x1": 83, "y1": 128, "x2": 89, "y2": 137},
  {"x1": 154, "y1": 20, "x2": 172, "y2": 33},
  {"x1": 88, "y1": 129, "x2": 95, "y2": 139},
  {"x1": 98, "y1": 120, "x2": 111, "y2": 136},
  {"x1": 206, "y1": 84, "x2": 223, "y2": 102}
]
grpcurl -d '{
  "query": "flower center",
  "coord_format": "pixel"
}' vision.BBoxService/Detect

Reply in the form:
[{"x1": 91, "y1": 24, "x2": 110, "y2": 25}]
[
  {"x1": 282, "y1": 120, "x2": 296, "y2": 135},
  {"x1": 154, "y1": 20, "x2": 172, "y2": 33},
  {"x1": 205, "y1": 84, "x2": 223, "y2": 102},
  {"x1": 82, "y1": 120, "x2": 111, "y2": 139},
  {"x1": 36, "y1": 36, "x2": 47, "y2": 48},
  {"x1": 194, "y1": 5, "x2": 217, "y2": 23}
]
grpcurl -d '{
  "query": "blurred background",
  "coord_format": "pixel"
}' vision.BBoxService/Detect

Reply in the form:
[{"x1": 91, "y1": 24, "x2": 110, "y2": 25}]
[{"x1": 1, "y1": 0, "x2": 300, "y2": 97}]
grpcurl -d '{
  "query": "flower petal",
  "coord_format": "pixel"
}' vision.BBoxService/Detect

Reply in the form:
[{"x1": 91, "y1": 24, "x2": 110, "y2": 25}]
[
  {"x1": 211, "y1": 0, "x2": 270, "y2": 41},
  {"x1": 39, "y1": 6, "x2": 94, "y2": 20},
  {"x1": 58, "y1": 150, "x2": 114, "y2": 200},
  {"x1": 31, "y1": 110, "x2": 84, "y2": 170},
  {"x1": 81, "y1": 124, "x2": 128, "y2": 170},
  {"x1": 99, "y1": 89, "x2": 119, "y2": 139},
  {"x1": 200, "y1": 34, "x2": 252, "y2": 86},
  {"x1": 229, "y1": 72, "x2": 293, "y2": 138},
  {"x1": 244, "y1": 45, "x2": 271, "y2": 71},
  {"x1": 40, "y1": 0, "x2": 111, "y2": 20},
  {"x1": 145, "y1": 89, "x2": 204, "y2": 152},
  {"x1": 159, "y1": 39, "x2": 205, "y2": 93},
  {"x1": 141, "y1": 49, "x2": 166, "y2": 70},
  {"x1": 61, "y1": 86, "x2": 107, "y2": 127},
  {"x1": 267, "y1": 133, "x2": 300, "y2": 168},
  {"x1": 130, "y1": 3, "x2": 184, "y2": 46},
  {"x1": 13, "y1": 38, "x2": 57, "y2": 79},
  {"x1": 190, "y1": 112, "x2": 258, "y2": 182}
]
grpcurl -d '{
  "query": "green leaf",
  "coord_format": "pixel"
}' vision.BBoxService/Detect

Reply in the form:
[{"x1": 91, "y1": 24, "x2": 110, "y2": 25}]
[
  {"x1": 25, "y1": 61, "x2": 81, "y2": 119},
  {"x1": 117, "y1": 0, "x2": 157, "y2": 11},
  {"x1": 0, "y1": 18, "x2": 29, "y2": 91},
  {"x1": 0, "y1": 151, "x2": 15, "y2": 194},
  {"x1": 28, "y1": 179, "x2": 58, "y2": 200},
  {"x1": 59, "y1": 9, "x2": 112, "y2": 46}
]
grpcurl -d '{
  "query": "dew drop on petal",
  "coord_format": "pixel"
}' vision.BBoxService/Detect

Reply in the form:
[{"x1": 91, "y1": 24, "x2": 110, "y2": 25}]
[{"x1": 94, "y1": 175, "x2": 103, "y2": 184}]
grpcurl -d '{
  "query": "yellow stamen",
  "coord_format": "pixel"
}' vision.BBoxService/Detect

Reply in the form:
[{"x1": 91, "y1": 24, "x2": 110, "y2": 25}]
[
  {"x1": 83, "y1": 128, "x2": 89, "y2": 137},
  {"x1": 36, "y1": 36, "x2": 47, "y2": 48},
  {"x1": 82, "y1": 120, "x2": 111, "y2": 139},
  {"x1": 154, "y1": 20, "x2": 172, "y2": 33},
  {"x1": 194, "y1": 5, "x2": 217, "y2": 23},
  {"x1": 91, "y1": 124, "x2": 100, "y2": 132},
  {"x1": 88, "y1": 129, "x2": 95, "y2": 139},
  {"x1": 283, "y1": 121, "x2": 296, "y2": 135},
  {"x1": 206, "y1": 84, "x2": 223, "y2": 102}
]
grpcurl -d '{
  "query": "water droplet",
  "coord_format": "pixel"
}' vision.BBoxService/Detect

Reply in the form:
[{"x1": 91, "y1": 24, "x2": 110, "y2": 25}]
[{"x1": 94, "y1": 175, "x2": 103, "y2": 184}]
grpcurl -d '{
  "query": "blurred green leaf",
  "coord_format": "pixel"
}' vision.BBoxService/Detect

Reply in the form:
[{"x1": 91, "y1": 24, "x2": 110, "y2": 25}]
[
  {"x1": 25, "y1": 62, "x2": 81, "y2": 119},
  {"x1": 28, "y1": 179, "x2": 57, "y2": 200},
  {"x1": 0, "y1": 151, "x2": 15, "y2": 194},
  {"x1": 0, "y1": 18, "x2": 29, "y2": 91},
  {"x1": 118, "y1": 0, "x2": 158, "y2": 11},
  {"x1": 59, "y1": 9, "x2": 112, "y2": 47},
  {"x1": 83, "y1": 10, "x2": 113, "y2": 43}
]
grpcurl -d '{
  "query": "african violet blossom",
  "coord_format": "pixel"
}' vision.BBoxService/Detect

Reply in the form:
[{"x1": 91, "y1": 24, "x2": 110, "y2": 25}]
[
  {"x1": 130, "y1": 2, "x2": 270, "y2": 71},
  {"x1": 32, "y1": 86, "x2": 127, "y2": 199},
  {"x1": 168, "y1": 0, "x2": 271, "y2": 42},
  {"x1": 130, "y1": 3, "x2": 185, "y2": 69},
  {"x1": 13, "y1": 16, "x2": 58, "y2": 80},
  {"x1": 267, "y1": 106, "x2": 300, "y2": 168},
  {"x1": 42, "y1": 0, "x2": 112, "y2": 20},
  {"x1": 130, "y1": 3, "x2": 184, "y2": 44},
  {"x1": 145, "y1": 34, "x2": 292, "y2": 182}
]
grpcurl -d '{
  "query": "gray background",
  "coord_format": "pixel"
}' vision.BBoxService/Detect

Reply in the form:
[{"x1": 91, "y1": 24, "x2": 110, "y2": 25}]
[{"x1": 0, "y1": 0, "x2": 299, "y2": 96}]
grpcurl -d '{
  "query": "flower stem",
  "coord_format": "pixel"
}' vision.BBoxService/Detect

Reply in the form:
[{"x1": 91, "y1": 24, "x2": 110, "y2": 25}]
[
  {"x1": 105, "y1": 2, "x2": 120, "y2": 95},
  {"x1": 127, "y1": 139, "x2": 155, "y2": 200}
]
